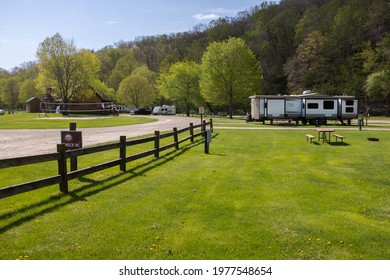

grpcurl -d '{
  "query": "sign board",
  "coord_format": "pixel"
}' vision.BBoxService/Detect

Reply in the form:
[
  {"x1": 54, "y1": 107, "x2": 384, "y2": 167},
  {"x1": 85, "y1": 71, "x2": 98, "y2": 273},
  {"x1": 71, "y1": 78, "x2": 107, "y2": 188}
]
[
  {"x1": 199, "y1": 107, "x2": 205, "y2": 114},
  {"x1": 61, "y1": 131, "x2": 83, "y2": 150}
]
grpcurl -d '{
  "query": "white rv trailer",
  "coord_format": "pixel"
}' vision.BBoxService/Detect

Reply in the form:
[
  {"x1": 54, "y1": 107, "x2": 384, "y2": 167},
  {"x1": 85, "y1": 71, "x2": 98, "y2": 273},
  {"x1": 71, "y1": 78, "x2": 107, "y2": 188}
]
[
  {"x1": 249, "y1": 92, "x2": 358, "y2": 125},
  {"x1": 152, "y1": 105, "x2": 176, "y2": 115}
]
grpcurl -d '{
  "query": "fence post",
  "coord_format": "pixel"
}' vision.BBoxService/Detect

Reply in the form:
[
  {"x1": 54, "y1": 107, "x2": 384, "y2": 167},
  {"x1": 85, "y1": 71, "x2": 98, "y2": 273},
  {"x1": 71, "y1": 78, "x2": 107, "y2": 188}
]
[
  {"x1": 210, "y1": 119, "x2": 213, "y2": 132},
  {"x1": 120, "y1": 136, "x2": 127, "y2": 172},
  {"x1": 204, "y1": 130, "x2": 210, "y2": 154},
  {"x1": 173, "y1": 127, "x2": 179, "y2": 150},
  {"x1": 154, "y1": 131, "x2": 160, "y2": 158},
  {"x1": 57, "y1": 144, "x2": 68, "y2": 193},
  {"x1": 202, "y1": 120, "x2": 206, "y2": 132},
  {"x1": 190, "y1": 123, "x2": 194, "y2": 143},
  {"x1": 70, "y1": 122, "x2": 78, "y2": 171}
]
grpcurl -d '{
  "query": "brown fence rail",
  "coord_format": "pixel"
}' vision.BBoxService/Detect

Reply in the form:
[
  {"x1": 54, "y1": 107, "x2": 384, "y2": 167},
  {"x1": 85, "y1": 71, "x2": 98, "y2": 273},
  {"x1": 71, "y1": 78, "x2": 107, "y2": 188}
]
[{"x1": 0, "y1": 120, "x2": 213, "y2": 199}]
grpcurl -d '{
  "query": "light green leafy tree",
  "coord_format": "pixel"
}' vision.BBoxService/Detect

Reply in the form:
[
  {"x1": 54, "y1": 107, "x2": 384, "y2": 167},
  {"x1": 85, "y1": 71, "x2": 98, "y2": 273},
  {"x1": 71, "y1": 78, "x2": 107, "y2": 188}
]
[
  {"x1": 0, "y1": 76, "x2": 20, "y2": 113},
  {"x1": 36, "y1": 33, "x2": 82, "y2": 104},
  {"x1": 118, "y1": 66, "x2": 156, "y2": 108},
  {"x1": 19, "y1": 78, "x2": 40, "y2": 102},
  {"x1": 157, "y1": 61, "x2": 202, "y2": 116},
  {"x1": 200, "y1": 37, "x2": 262, "y2": 118},
  {"x1": 36, "y1": 33, "x2": 109, "y2": 104}
]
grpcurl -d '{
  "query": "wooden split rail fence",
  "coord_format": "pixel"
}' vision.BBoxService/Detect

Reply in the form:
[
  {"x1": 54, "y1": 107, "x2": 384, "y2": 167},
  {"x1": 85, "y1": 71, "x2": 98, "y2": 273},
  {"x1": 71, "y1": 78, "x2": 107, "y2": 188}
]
[{"x1": 0, "y1": 120, "x2": 213, "y2": 199}]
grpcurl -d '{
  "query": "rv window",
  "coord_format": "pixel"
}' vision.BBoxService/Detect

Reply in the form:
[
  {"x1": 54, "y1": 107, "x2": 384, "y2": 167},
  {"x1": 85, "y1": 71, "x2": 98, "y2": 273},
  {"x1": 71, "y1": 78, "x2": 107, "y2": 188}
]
[
  {"x1": 346, "y1": 100, "x2": 354, "y2": 106},
  {"x1": 346, "y1": 107, "x2": 354, "y2": 113},
  {"x1": 307, "y1": 103, "x2": 318, "y2": 109},
  {"x1": 323, "y1": 101, "x2": 334, "y2": 110}
]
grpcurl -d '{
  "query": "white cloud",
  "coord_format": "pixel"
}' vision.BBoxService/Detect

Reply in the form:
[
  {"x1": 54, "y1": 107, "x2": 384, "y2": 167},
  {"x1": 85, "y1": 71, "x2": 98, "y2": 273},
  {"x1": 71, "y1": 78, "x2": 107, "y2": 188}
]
[
  {"x1": 210, "y1": 8, "x2": 241, "y2": 15},
  {"x1": 193, "y1": 13, "x2": 220, "y2": 21}
]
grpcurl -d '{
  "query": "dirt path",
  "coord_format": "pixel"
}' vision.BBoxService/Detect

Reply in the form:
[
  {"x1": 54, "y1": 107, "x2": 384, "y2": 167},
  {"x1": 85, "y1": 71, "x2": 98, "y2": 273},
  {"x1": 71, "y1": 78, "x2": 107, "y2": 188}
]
[{"x1": 0, "y1": 115, "x2": 201, "y2": 159}]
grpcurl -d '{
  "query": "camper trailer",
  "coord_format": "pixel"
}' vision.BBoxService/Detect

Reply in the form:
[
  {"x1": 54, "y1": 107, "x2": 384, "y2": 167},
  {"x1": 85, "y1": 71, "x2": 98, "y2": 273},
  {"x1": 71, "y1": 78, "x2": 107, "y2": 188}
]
[
  {"x1": 152, "y1": 105, "x2": 176, "y2": 115},
  {"x1": 249, "y1": 92, "x2": 358, "y2": 125}
]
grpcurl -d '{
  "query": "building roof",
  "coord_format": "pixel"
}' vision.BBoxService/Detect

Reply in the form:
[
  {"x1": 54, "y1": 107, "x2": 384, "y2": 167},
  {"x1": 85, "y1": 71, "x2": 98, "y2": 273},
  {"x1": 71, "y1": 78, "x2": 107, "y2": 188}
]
[{"x1": 25, "y1": 96, "x2": 41, "y2": 103}]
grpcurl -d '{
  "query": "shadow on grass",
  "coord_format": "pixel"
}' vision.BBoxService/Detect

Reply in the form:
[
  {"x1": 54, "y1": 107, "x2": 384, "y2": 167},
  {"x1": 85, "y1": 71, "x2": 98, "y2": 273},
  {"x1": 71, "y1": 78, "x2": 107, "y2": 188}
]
[
  {"x1": 327, "y1": 141, "x2": 350, "y2": 146},
  {"x1": 0, "y1": 136, "x2": 214, "y2": 234},
  {"x1": 310, "y1": 141, "x2": 350, "y2": 146}
]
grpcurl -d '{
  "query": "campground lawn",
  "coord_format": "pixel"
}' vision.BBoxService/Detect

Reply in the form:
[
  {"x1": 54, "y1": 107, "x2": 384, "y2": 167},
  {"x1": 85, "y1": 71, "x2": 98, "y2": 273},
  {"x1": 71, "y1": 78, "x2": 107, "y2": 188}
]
[
  {"x1": 0, "y1": 120, "x2": 389, "y2": 260},
  {"x1": 0, "y1": 112, "x2": 156, "y2": 129}
]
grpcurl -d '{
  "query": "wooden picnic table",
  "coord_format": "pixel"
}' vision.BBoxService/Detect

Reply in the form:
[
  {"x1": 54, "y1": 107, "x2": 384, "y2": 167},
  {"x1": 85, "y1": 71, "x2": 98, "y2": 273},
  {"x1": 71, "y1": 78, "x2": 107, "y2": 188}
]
[{"x1": 315, "y1": 127, "x2": 335, "y2": 143}]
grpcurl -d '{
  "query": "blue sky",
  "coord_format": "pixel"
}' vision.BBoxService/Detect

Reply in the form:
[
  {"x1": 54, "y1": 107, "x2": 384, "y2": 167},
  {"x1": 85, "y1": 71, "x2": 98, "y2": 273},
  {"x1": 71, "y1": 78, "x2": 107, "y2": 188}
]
[{"x1": 0, "y1": 0, "x2": 268, "y2": 71}]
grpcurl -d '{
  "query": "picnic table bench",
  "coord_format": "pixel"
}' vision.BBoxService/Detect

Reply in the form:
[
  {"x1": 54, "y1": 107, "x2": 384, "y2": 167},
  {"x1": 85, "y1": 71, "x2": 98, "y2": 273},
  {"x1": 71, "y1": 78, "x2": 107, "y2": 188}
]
[
  {"x1": 332, "y1": 134, "x2": 345, "y2": 142},
  {"x1": 305, "y1": 134, "x2": 316, "y2": 143}
]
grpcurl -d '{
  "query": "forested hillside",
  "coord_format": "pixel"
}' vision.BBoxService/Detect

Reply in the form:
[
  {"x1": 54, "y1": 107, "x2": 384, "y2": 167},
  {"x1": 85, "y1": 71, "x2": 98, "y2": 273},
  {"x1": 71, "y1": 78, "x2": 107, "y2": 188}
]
[{"x1": 1, "y1": 0, "x2": 389, "y2": 115}]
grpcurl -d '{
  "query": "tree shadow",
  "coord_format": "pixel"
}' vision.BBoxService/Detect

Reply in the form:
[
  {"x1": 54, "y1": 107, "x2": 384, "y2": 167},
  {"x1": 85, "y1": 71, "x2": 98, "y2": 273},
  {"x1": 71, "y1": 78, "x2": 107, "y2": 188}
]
[{"x1": 0, "y1": 137, "x2": 209, "y2": 234}]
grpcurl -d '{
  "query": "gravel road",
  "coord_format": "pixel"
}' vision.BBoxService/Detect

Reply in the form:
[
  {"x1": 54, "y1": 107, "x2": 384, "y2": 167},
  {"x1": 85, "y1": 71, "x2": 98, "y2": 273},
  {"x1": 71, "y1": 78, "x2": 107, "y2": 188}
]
[
  {"x1": 1, "y1": 116, "x2": 388, "y2": 160},
  {"x1": 0, "y1": 115, "x2": 201, "y2": 159}
]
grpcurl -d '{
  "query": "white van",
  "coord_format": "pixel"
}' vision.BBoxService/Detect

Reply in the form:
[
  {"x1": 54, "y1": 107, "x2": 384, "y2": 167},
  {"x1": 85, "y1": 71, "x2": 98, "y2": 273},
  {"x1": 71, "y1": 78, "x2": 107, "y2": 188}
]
[{"x1": 152, "y1": 105, "x2": 176, "y2": 115}]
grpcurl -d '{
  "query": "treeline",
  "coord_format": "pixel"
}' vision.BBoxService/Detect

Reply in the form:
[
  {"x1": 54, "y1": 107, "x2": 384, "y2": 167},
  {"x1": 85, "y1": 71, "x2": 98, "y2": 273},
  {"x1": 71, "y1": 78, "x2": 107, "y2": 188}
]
[{"x1": 1, "y1": 0, "x2": 390, "y2": 115}]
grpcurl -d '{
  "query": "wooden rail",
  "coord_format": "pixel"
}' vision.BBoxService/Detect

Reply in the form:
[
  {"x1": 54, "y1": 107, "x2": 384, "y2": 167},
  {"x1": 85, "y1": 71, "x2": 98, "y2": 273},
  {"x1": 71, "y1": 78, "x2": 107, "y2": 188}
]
[{"x1": 0, "y1": 120, "x2": 213, "y2": 199}]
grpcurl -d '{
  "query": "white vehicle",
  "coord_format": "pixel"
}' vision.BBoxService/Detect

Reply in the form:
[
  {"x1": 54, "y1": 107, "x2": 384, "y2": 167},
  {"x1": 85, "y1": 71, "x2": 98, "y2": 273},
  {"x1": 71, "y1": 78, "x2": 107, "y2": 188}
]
[
  {"x1": 249, "y1": 91, "x2": 358, "y2": 125},
  {"x1": 0, "y1": 109, "x2": 4, "y2": 115},
  {"x1": 152, "y1": 105, "x2": 176, "y2": 115}
]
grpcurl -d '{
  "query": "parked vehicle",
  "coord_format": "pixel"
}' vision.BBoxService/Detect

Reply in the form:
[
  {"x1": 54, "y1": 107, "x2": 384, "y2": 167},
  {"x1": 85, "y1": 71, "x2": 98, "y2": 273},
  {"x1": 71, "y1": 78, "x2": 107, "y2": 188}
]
[
  {"x1": 249, "y1": 91, "x2": 358, "y2": 125},
  {"x1": 0, "y1": 109, "x2": 4, "y2": 115},
  {"x1": 133, "y1": 108, "x2": 152, "y2": 115},
  {"x1": 116, "y1": 105, "x2": 130, "y2": 113},
  {"x1": 152, "y1": 105, "x2": 176, "y2": 115}
]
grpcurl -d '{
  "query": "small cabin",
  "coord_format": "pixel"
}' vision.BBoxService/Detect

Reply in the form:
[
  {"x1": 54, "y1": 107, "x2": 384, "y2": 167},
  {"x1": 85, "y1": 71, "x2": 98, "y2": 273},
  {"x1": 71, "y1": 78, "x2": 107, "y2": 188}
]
[{"x1": 25, "y1": 97, "x2": 41, "y2": 113}]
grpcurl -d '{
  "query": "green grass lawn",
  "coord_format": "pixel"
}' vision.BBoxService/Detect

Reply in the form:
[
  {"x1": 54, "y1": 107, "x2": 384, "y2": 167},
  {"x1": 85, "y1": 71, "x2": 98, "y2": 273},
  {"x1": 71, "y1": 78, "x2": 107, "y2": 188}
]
[
  {"x1": 0, "y1": 122, "x2": 389, "y2": 260},
  {"x1": 0, "y1": 112, "x2": 156, "y2": 129}
]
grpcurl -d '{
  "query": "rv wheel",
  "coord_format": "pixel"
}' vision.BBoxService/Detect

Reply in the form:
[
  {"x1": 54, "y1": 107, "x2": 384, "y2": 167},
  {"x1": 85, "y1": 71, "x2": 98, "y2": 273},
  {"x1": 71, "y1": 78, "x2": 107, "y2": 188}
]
[{"x1": 318, "y1": 119, "x2": 326, "y2": 125}]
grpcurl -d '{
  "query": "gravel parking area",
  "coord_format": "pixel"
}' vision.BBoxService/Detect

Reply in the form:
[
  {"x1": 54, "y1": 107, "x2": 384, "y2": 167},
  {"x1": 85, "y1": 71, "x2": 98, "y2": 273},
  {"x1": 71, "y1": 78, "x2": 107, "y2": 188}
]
[{"x1": 0, "y1": 115, "x2": 201, "y2": 159}]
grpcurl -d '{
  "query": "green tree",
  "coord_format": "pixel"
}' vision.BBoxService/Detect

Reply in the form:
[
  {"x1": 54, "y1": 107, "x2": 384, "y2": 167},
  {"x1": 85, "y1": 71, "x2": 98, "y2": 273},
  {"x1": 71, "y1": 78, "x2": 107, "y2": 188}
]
[
  {"x1": 284, "y1": 30, "x2": 330, "y2": 95},
  {"x1": 108, "y1": 50, "x2": 137, "y2": 90},
  {"x1": 95, "y1": 47, "x2": 123, "y2": 85},
  {"x1": 118, "y1": 67, "x2": 156, "y2": 109},
  {"x1": 157, "y1": 61, "x2": 202, "y2": 116},
  {"x1": 36, "y1": 33, "x2": 82, "y2": 104},
  {"x1": 365, "y1": 70, "x2": 390, "y2": 100},
  {"x1": 36, "y1": 33, "x2": 108, "y2": 105},
  {"x1": 245, "y1": 4, "x2": 300, "y2": 94},
  {"x1": 200, "y1": 37, "x2": 262, "y2": 118},
  {"x1": 19, "y1": 78, "x2": 40, "y2": 102},
  {"x1": 363, "y1": 33, "x2": 390, "y2": 114},
  {"x1": 0, "y1": 76, "x2": 20, "y2": 113}
]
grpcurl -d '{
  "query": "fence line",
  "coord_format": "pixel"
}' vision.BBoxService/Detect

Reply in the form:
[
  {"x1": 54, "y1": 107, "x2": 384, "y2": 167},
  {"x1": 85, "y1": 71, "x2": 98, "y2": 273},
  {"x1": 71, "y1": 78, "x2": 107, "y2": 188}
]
[{"x1": 0, "y1": 120, "x2": 213, "y2": 199}]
